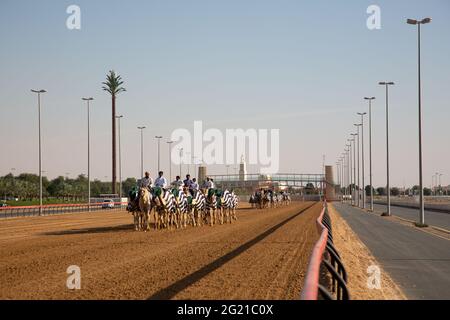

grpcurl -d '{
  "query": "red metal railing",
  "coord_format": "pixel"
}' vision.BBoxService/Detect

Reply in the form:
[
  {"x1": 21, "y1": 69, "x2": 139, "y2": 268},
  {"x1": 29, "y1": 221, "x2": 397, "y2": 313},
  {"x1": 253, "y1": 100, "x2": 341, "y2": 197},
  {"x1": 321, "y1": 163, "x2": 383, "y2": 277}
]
[{"x1": 301, "y1": 201, "x2": 350, "y2": 300}]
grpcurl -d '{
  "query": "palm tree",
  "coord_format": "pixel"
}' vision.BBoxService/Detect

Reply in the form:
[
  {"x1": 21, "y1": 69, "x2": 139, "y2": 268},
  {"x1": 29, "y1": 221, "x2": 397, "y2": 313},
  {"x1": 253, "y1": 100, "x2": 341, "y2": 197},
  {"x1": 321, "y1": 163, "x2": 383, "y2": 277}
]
[{"x1": 102, "y1": 70, "x2": 126, "y2": 195}]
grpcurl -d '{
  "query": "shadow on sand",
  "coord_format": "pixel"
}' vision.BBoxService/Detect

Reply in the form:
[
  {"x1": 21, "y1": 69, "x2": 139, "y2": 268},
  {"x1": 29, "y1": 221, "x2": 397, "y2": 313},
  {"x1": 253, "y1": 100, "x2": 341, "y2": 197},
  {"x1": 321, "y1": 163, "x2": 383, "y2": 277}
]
[{"x1": 41, "y1": 223, "x2": 140, "y2": 236}]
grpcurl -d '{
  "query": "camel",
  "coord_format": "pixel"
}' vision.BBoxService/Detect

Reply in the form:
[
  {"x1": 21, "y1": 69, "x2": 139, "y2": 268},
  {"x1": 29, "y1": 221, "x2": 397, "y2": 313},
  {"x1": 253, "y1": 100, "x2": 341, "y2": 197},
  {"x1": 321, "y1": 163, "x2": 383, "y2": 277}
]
[{"x1": 137, "y1": 187, "x2": 152, "y2": 231}]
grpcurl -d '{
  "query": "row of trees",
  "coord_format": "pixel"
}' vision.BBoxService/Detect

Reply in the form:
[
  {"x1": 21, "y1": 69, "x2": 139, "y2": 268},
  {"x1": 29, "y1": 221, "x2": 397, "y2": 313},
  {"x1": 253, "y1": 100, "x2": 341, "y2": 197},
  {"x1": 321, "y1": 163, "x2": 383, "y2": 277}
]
[
  {"x1": 349, "y1": 185, "x2": 439, "y2": 196},
  {"x1": 0, "y1": 173, "x2": 137, "y2": 201}
]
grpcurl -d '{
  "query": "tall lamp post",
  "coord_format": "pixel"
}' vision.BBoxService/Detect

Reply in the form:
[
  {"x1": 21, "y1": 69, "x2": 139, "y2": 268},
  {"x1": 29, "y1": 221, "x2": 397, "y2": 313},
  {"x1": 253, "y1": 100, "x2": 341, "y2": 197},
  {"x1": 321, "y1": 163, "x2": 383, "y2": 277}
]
[
  {"x1": 341, "y1": 155, "x2": 345, "y2": 200},
  {"x1": 357, "y1": 113, "x2": 367, "y2": 209},
  {"x1": 342, "y1": 156, "x2": 345, "y2": 197},
  {"x1": 116, "y1": 115, "x2": 123, "y2": 198},
  {"x1": 336, "y1": 161, "x2": 341, "y2": 199},
  {"x1": 337, "y1": 158, "x2": 341, "y2": 197},
  {"x1": 82, "y1": 97, "x2": 94, "y2": 211},
  {"x1": 167, "y1": 141, "x2": 174, "y2": 182},
  {"x1": 435, "y1": 172, "x2": 439, "y2": 195},
  {"x1": 353, "y1": 125, "x2": 361, "y2": 208},
  {"x1": 193, "y1": 156, "x2": 198, "y2": 178},
  {"x1": 379, "y1": 81, "x2": 395, "y2": 216},
  {"x1": 349, "y1": 136, "x2": 356, "y2": 205},
  {"x1": 178, "y1": 148, "x2": 183, "y2": 177},
  {"x1": 365, "y1": 97, "x2": 376, "y2": 211},
  {"x1": 340, "y1": 157, "x2": 344, "y2": 199},
  {"x1": 346, "y1": 144, "x2": 351, "y2": 203},
  {"x1": 155, "y1": 136, "x2": 163, "y2": 172},
  {"x1": 31, "y1": 89, "x2": 47, "y2": 215},
  {"x1": 407, "y1": 17, "x2": 431, "y2": 226},
  {"x1": 347, "y1": 140, "x2": 352, "y2": 204},
  {"x1": 432, "y1": 173, "x2": 436, "y2": 194},
  {"x1": 137, "y1": 126, "x2": 146, "y2": 178}
]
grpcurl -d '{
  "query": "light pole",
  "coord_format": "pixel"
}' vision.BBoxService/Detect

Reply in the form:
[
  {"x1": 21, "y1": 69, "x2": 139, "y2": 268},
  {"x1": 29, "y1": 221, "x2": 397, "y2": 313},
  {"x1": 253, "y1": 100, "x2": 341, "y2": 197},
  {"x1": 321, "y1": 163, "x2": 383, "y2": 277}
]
[
  {"x1": 341, "y1": 154, "x2": 346, "y2": 200},
  {"x1": 346, "y1": 145, "x2": 351, "y2": 203},
  {"x1": 155, "y1": 136, "x2": 163, "y2": 172},
  {"x1": 137, "y1": 126, "x2": 146, "y2": 177},
  {"x1": 407, "y1": 17, "x2": 431, "y2": 225},
  {"x1": 355, "y1": 123, "x2": 362, "y2": 208},
  {"x1": 167, "y1": 141, "x2": 173, "y2": 182},
  {"x1": 432, "y1": 173, "x2": 436, "y2": 195},
  {"x1": 10, "y1": 168, "x2": 16, "y2": 200},
  {"x1": 341, "y1": 154, "x2": 346, "y2": 201},
  {"x1": 435, "y1": 172, "x2": 439, "y2": 196},
  {"x1": 365, "y1": 97, "x2": 376, "y2": 211},
  {"x1": 116, "y1": 115, "x2": 123, "y2": 198},
  {"x1": 82, "y1": 97, "x2": 94, "y2": 211},
  {"x1": 349, "y1": 136, "x2": 356, "y2": 205},
  {"x1": 358, "y1": 113, "x2": 367, "y2": 209},
  {"x1": 31, "y1": 89, "x2": 46, "y2": 215},
  {"x1": 185, "y1": 151, "x2": 191, "y2": 174},
  {"x1": 340, "y1": 157, "x2": 344, "y2": 198},
  {"x1": 193, "y1": 156, "x2": 199, "y2": 178},
  {"x1": 336, "y1": 162, "x2": 340, "y2": 186},
  {"x1": 352, "y1": 133, "x2": 358, "y2": 206},
  {"x1": 342, "y1": 156, "x2": 345, "y2": 198},
  {"x1": 178, "y1": 148, "x2": 183, "y2": 177},
  {"x1": 347, "y1": 140, "x2": 352, "y2": 204},
  {"x1": 379, "y1": 81, "x2": 395, "y2": 216}
]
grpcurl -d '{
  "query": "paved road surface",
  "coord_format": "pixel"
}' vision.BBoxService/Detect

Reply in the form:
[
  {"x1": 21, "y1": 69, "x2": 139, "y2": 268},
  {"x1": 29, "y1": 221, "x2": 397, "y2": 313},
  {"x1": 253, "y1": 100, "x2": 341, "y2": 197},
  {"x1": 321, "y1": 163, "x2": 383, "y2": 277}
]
[
  {"x1": 372, "y1": 203, "x2": 450, "y2": 230},
  {"x1": 334, "y1": 202, "x2": 450, "y2": 299}
]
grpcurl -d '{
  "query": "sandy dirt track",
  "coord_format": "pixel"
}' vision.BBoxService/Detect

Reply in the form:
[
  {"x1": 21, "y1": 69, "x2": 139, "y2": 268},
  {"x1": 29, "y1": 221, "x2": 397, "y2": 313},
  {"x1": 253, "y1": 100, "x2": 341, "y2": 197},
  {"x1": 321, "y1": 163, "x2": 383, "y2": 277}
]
[{"x1": 0, "y1": 202, "x2": 321, "y2": 299}]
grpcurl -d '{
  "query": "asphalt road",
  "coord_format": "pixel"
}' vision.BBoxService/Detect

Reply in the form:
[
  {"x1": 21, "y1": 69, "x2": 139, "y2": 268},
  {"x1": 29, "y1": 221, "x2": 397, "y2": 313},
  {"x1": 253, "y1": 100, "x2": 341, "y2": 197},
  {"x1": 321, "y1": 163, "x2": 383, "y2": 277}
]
[
  {"x1": 372, "y1": 203, "x2": 450, "y2": 230},
  {"x1": 334, "y1": 202, "x2": 450, "y2": 300}
]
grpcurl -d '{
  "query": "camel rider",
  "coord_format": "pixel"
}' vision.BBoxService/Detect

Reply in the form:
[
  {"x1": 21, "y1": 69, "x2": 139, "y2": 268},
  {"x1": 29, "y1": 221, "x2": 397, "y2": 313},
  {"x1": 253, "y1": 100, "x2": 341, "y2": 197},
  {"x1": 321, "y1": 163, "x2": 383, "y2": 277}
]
[
  {"x1": 204, "y1": 177, "x2": 214, "y2": 199},
  {"x1": 202, "y1": 177, "x2": 210, "y2": 189},
  {"x1": 154, "y1": 171, "x2": 168, "y2": 202},
  {"x1": 155, "y1": 171, "x2": 168, "y2": 189},
  {"x1": 172, "y1": 176, "x2": 183, "y2": 190},
  {"x1": 191, "y1": 178, "x2": 199, "y2": 197},
  {"x1": 130, "y1": 172, "x2": 153, "y2": 210},
  {"x1": 140, "y1": 171, "x2": 153, "y2": 190},
  {"x1": 183, "y1": 174, "x2": 193, "y2": 196},
  {"x1": 171, "y1": 176, "x2": 183, "y2": 197}
]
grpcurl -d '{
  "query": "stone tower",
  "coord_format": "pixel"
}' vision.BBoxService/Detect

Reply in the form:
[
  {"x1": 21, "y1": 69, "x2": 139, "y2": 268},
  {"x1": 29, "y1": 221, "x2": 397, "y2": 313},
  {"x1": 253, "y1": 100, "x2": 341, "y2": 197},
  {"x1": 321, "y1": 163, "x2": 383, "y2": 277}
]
[{"x1": 239, "y1": 155, "x2": 247, "y2": 181}]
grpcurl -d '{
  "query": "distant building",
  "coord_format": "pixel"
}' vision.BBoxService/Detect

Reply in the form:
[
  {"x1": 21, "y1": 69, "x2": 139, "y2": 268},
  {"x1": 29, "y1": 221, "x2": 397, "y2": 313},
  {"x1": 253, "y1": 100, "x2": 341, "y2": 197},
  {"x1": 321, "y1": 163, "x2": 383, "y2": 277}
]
[
  {"x1": 198, "y1": 166, "x2": 207, "y2": 184},
  {"x1": 239, "y1": 155, "x2": 247, "y2": 181}
]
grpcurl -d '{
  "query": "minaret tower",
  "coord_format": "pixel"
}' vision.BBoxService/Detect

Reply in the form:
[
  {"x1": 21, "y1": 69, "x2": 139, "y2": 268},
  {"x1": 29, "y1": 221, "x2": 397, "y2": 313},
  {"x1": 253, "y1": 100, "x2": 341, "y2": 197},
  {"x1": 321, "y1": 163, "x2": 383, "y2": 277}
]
[{"x1": 239, "y1": 154, "x2": 247, "y2": 181}]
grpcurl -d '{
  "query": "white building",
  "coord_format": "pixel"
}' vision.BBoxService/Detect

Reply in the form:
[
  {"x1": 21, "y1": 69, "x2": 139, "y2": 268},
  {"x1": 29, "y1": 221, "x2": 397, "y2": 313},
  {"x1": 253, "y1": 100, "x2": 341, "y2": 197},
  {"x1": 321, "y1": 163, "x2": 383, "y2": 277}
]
[{"x1": 239, "y1": 155, "x2": 247, "y2": 181}]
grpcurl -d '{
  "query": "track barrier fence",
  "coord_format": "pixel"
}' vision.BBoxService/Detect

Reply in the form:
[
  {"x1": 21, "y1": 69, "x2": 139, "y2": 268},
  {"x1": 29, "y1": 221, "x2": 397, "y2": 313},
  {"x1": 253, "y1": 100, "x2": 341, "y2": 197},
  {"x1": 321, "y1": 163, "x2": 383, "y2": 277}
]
[
  {"x1": 301, "y1": 201, "x2": 350, "y2": 300},
  {"x1": 0, "y1": 201, "x2": 127, "y2": 218}
]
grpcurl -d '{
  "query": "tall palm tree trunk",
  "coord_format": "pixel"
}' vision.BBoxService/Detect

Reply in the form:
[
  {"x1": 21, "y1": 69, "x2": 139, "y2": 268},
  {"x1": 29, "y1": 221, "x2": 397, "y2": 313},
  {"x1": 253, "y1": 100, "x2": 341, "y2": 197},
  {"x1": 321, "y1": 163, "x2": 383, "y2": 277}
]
[{"x1": 112, "y1": 94, "x2": 117, "y2": 195}]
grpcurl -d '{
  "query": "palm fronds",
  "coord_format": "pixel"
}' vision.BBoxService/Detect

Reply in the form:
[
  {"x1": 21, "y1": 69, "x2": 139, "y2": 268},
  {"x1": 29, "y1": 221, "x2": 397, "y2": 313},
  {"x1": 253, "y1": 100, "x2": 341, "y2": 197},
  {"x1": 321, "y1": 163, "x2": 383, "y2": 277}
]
[{"x1": 102, "y1": 70, "x2": 126, "y2": 95}]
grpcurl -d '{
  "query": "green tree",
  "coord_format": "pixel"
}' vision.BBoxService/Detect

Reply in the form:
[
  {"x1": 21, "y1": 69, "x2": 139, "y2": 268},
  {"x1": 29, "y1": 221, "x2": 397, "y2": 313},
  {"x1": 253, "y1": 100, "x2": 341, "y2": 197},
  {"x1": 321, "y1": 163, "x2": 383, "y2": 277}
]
[
  {"x1": 365, "y1": 185, "x2": 375, "y2": 196},
  {"x1": 391, "y1": 187, "x2": 400, "y2": 196},
  {"x1": 122, "y1": 177, "x2": 137, "y2": 196},
  {"x1": 102, "y1": 70, "x2": 126, "y2": 195},
  {"x1": 376, "y1": 187, "x2": 386, "y2": 196}
]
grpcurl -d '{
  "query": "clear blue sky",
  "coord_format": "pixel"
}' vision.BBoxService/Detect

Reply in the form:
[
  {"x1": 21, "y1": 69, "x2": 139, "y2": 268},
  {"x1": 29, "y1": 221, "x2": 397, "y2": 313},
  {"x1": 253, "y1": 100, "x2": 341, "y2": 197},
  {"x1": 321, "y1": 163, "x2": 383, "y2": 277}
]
[{"x1": 1, "y1": 0, "x2": 449, "y2": 188}]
